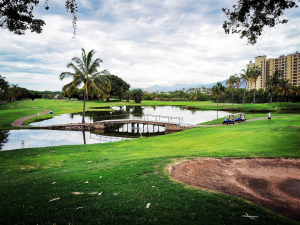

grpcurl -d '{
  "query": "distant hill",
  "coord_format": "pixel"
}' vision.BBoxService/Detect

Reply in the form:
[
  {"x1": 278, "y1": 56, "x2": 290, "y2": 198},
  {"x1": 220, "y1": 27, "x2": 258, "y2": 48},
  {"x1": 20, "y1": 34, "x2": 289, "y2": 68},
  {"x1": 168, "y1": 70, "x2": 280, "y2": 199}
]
[{"x1": 132, "y1": 80, "x2": 238, "y2": 92}]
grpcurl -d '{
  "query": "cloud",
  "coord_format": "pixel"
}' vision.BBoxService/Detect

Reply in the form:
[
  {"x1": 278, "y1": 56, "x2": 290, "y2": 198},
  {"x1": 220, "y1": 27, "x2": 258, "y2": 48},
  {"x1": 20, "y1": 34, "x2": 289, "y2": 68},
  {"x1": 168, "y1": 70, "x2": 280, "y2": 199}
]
[{"x1": 0, "y1": 0, "x2": 299, "y2": 91}]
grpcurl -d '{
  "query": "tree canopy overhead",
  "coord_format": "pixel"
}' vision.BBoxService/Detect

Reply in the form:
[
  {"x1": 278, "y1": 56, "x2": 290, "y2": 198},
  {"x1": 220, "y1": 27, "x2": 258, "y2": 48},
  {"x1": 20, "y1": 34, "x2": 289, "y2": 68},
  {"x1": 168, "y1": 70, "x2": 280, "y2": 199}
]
[
  {"x1": 0, "y1": 0, "x2": 77, "y2": 36},
  {"x1": 222, "y1": 0, "x2": 298, "y2": 45}
]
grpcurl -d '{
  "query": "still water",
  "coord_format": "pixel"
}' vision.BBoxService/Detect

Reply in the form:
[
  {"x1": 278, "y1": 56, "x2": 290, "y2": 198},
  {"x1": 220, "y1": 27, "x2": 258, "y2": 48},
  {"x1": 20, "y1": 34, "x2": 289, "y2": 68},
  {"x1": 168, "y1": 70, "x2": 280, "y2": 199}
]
[
  {"x1": 29, "y1": 106, "x2": 230, "y2": 126},
  {"x1": 2, "y1": 106, "x2": 231, "y2": 151}
]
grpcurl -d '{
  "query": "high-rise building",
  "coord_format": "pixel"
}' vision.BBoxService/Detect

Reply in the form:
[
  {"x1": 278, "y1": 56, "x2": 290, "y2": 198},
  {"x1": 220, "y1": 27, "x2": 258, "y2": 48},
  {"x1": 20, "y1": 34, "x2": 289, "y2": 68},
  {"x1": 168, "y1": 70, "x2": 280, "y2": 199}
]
[{"x1": 246, "y1": 51, "x2": 300, "y2": 90}]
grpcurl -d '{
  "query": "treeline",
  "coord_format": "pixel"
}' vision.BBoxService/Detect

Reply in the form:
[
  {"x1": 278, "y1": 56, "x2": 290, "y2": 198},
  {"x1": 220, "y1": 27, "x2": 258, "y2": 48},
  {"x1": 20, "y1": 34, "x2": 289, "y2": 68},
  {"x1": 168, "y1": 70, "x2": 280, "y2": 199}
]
[
  {"x1": 144, "y1": 91, "x2": 209, "y2": 101},
  {"x1": 211, "y1": 68, "x2": 300, "y2": 106},
  {"x1": 212, "y1": 88, "x2": 300, "y2": 104},
  {"x1": 0, "y1": 75, "x2": 42, "y2": 104}
]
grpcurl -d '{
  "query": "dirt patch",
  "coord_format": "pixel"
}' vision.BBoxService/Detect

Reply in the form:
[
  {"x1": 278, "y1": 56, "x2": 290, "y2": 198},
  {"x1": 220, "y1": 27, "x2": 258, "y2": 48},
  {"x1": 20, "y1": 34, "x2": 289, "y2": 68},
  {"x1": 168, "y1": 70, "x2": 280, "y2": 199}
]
[{"x1": 170, "y1": 158, "x2": 300, "y2": 222}]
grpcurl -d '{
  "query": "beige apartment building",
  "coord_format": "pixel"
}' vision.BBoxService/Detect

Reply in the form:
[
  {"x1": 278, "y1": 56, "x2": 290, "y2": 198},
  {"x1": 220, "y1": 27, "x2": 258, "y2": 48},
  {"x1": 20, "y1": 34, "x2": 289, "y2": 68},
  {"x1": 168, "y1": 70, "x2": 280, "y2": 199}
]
[{"x1": 246, "y1": 51, "x2": 300, "y2": 90}]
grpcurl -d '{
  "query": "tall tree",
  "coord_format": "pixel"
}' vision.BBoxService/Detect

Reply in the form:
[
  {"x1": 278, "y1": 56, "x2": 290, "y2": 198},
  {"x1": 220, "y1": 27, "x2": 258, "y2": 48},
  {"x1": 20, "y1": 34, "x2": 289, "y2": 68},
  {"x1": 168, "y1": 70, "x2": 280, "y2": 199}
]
[
  {"x1": 212, "y1": 82, "x2": 225, "y2": 107},
  {"x1": 226, "y1": 74, "x2": 240, "y2": 105},
  {"x1": 103, "y1": 75, "x2": 130, "y2": 101},
  {"x1": 60, "y1": 49, "x2": 111, "y2": 123},
  {"x1": 250, "y1": 65, "x2": 262, "y2": 104},
  {"x1": 240, "y1": 68, "x2": 251, "y2": 104},
  {"x1": 0, "y1": 75, "x2": 9, "y2": 101},
  {"x1": 276, "y1": 78, "x2": 292, "y2": 105},
  {"x1": 130, "y1": 89, "x2": 144, "y2": 103},
  {"x1": 222, "y1": 0, "x2": 298, "y2": 44},
  {"x1": 265, "y1": 70, "x2": 282, "y2": 104}
]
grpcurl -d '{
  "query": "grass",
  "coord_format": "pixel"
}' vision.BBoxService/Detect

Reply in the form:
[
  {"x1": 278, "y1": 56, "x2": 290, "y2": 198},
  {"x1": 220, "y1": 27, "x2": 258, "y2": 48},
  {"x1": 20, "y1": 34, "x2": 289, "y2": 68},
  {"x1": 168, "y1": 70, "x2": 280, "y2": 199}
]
[
  {"x1": 0, "y1": 113, "x2": 300, "y2": 224},
  {"x1": 0, "y1": 99, "x2": 300, "y2": 224},
  {"x1": 1, "y1": 99, "x2": 300, "y2": 129}
]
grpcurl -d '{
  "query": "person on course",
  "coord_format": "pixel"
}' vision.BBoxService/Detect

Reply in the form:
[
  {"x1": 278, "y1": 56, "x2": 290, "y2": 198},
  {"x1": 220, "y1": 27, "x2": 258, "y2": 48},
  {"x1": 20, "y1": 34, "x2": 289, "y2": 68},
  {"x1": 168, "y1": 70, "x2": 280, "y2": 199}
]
[
  {"x1": 268, "y1": 112, "x2": 271, "y2": 123},
  {"x1": 242, "y1": 114, "x2": 246, "y2": 124}
]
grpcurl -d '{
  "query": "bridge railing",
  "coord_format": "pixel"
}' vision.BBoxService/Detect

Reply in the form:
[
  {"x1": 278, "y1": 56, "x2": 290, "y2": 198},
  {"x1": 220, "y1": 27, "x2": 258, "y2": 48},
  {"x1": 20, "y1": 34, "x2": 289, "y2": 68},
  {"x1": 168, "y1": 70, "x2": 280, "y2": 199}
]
[{"x1": 95, "y1": 114, "x2": 183, "y2": 124}]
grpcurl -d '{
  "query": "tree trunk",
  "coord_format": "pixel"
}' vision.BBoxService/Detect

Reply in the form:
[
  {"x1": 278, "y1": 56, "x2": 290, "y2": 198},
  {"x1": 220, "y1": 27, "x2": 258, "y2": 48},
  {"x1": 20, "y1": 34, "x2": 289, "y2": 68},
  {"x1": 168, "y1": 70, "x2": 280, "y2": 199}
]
[
  {"x1": 82, "y1": 93, "x2": 86, "y2": 123},
  {"x1": 82, "y1": 130, "x2": 86, "y2": 145},
  {"x1": 243, "y1": 81, "x2": 247, "y2": 104},
  {"x1": 253, "y1": 81, "x2": 256, "y2": 104},
  {"x1": 270, "y1": 93, "x2": 273, "y2": 104},
  {"x1": 281, "y1": 95, "x2": 283, "y2": 105},
  {"x1": 231, "y1": 87, "x2": 233, "y2": 106},
  {"x1": 217, "y1": 95, "x2": 219, "y2": 107}
]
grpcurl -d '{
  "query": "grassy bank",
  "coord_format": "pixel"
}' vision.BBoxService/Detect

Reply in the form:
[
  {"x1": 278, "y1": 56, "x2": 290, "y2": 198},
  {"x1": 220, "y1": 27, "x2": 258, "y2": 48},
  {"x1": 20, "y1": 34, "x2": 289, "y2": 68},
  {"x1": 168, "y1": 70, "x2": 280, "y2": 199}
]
[
  {"x1": 1, "y1": 99, "x2": 300, "y2": 129},
  {"x1": 0, "y1": 115, "x2": 300, "y2": 224}
]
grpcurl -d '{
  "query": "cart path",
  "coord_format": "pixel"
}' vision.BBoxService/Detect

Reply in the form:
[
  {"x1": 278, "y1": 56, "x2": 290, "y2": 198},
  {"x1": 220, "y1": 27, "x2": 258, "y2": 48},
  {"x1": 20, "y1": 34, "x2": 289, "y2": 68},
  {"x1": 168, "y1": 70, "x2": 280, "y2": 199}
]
[
  {"x1": 12, "y1": 109, "x2": 51, "y2": 127},
  {"x1": 196, "y1": 115, "x2": 297, "y2": 127}
]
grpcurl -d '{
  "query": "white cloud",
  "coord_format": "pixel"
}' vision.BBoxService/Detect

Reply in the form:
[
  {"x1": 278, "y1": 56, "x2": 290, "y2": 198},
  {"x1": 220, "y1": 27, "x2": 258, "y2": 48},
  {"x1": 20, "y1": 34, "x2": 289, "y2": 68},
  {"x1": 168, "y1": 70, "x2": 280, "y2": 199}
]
[{"x1": 0, "y1": 0, "x2": 299, "y2": 91}]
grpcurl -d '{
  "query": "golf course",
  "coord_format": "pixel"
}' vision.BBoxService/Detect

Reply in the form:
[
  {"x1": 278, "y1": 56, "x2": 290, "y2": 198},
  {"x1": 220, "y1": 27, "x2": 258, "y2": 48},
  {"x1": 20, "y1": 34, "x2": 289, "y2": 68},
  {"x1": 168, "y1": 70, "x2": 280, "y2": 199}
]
[{"x1": 0, "y1": 99, "x2": 299, "y2": 224}]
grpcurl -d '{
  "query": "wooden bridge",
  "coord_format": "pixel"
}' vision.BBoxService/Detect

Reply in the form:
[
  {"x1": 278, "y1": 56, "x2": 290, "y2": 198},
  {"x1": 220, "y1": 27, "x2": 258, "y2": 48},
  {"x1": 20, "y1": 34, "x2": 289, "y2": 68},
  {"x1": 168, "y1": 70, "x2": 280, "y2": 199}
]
[
  {"x1": 93, "y1": 114, "x2": 194, "y2": 131},
  {"x1": 47, "y1": 114, "x2": 195, "y2": 131}
]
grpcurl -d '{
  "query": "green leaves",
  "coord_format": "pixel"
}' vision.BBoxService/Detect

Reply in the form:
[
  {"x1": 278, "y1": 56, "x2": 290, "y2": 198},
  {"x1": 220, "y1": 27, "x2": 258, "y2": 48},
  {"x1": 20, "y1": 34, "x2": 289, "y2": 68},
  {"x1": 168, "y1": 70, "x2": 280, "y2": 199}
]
[{"x1": 222, "y1": 0, "x2": 298, "y2": 45}]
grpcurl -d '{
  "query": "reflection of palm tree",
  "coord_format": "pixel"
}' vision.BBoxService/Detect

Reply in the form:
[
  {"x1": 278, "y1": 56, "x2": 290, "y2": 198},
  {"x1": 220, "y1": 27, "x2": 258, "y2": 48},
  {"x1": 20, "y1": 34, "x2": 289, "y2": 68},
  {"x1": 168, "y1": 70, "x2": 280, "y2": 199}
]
[
  {"x1": 150, "y1": 105, "x2": 156, "y2": 110},
  {"x1": 132, "y1": 106, "x2": 143, "y2": 115},
  {"x1": 69, "y1": 113, "x2": 75, "y2": 119},
  {"x1": 0, "y1": 130, "x2": 10, "y2": 151},
  {"x1": 82, "y1": 130, "x2": 86, "y2": 145},
  {"x1": 60, "y1": 49, "x2": 111, "y2": 123}
]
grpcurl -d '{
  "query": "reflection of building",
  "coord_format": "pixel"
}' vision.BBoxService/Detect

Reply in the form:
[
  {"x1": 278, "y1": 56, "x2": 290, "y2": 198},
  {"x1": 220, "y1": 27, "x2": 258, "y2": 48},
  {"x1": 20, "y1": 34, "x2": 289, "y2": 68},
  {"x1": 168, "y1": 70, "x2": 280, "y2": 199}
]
[{"x1": 246, "y1": 51, "x2": 300, "y2": 90}]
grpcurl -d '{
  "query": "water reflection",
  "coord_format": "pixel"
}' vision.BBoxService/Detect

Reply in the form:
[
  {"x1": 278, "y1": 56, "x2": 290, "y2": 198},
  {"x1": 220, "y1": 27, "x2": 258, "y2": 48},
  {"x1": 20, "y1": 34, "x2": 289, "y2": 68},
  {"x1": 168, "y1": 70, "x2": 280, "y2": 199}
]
[
  {"x1": 3, "y1": 107, "x2": 235, "y2": 151},
  {"x1": 0, "y1": 130, "x2": 10, "y2": 150},
  {"x1": 30, "y1": 106, "x2": 232, "y2": 126},
  {"x1": 0, "y1": 129, "x2": 133, "y2": 151}
]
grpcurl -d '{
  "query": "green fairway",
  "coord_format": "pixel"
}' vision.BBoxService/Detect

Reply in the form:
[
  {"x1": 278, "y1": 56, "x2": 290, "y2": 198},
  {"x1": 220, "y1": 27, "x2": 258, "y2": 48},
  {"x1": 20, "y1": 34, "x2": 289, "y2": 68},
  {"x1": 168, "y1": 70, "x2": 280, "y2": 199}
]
[
  {"x1": 0, "y1": 110, "x2": 299, "y2": 224},
  {"x1": 1, "y1": 99, "x2": 300, "y2": 129}
]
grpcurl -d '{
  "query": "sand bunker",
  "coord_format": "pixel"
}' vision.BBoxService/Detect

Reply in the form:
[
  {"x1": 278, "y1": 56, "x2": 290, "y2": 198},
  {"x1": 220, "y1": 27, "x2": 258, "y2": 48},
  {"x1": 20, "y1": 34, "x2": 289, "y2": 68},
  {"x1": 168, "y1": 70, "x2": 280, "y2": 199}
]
[{"x1": 169, "y1": 158, "x2": 300, "y2": 221}]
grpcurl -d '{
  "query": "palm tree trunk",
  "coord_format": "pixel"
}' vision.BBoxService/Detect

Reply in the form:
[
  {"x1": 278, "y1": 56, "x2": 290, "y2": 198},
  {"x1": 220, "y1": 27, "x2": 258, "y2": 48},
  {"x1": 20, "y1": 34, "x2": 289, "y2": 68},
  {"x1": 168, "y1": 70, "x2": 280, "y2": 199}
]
[
  {"x1": 82, "y1": 92, "x2": 86, "y2": 123},
  {"x1": 253, "y1": 81, "x2": 256, "y2": 104},
  {"x1": 270, "y1": 93, "x2": 273, "y2": 104},
  {"x1": 217, "y1": 95, "x2": 219, "y2": 107},
  {"x1": 243, "y1": 81, "x2": 247, "y2": 104},
  {"x1": 231, "y1": 87, "x2": 233, "y2": 106},
  {"x1": 82, "y1": 130, "x2": 86, "y2": 145}
]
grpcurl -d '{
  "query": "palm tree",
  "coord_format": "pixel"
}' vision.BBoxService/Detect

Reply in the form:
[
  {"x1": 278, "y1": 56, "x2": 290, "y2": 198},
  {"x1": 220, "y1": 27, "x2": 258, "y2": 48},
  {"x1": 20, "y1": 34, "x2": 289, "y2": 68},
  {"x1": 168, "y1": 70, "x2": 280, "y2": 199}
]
[
  {"x1": 60, "y1": 49, "x2": 111, "y2": 123},
  {"x1": 276, "y1": 78, "x2": 291, "y2": 105},
  {"x1": 226, "y1": 74, "x2": 240, "y2": 105},
  {"x1": 211, "y1": 82, "x2": 225, "y2": 107},
  {"x1": 240, "y1": 68, "x2": 251, "y2": 104},
  {"x1": 0, "y1": 75, "x2": 9, "y2": 101},
  {"x1": 189, "y1": 93, "x2": 197, "y2": 101},
  {"x1": 288, "y1": 86, "x2": 300, "y2": 103},
  {"x1": 265, "y1": 70, "x2": 281, "y2": 104},
  {"x1": 250, "y1": 65, "x2": 262, "y2": 104},
  {"x1": 151, "y1": 92, "x2": 156, "y2": 100}
]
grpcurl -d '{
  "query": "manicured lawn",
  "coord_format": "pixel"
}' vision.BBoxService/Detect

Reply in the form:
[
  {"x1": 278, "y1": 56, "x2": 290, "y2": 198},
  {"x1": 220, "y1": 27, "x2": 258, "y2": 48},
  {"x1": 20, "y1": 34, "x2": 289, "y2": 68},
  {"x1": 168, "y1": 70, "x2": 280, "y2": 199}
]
[
  {"x1": 1, "y1": 99, "x2": 300, "y2": 129},
  {"x1": 0, "y1": 114, "x2": 299, "y2": 224}
]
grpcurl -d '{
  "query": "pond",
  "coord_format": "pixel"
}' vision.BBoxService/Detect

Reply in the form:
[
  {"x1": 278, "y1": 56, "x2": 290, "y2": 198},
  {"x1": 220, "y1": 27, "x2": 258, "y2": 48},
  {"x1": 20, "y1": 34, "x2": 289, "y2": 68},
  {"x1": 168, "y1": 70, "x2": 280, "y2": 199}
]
[
  {"x1": 2, "y1": 106, "x2": 232, "y2": 151},
  {"x1": 29, "y1": 106, "x2": 230, "y2": 126}
]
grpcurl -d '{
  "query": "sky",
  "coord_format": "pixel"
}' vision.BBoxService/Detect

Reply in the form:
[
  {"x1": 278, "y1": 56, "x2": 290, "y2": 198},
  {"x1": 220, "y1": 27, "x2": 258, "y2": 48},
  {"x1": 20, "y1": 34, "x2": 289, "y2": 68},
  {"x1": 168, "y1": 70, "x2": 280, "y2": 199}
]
[{"x1": 1, "y1": 0, "x2": 300, "y2": 91}]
